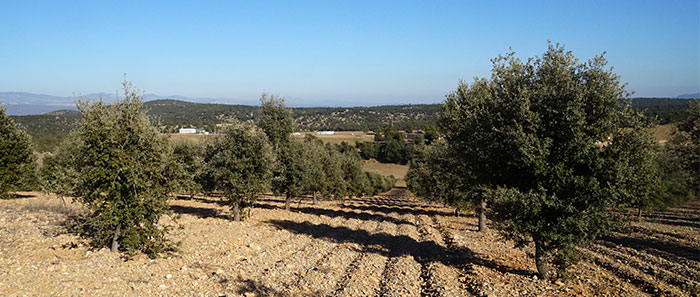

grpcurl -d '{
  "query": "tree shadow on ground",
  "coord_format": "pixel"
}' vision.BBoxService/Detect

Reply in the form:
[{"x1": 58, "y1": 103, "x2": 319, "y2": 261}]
[
  {"x1": 644, "y1": 218, "x2": 700, "y2": 229},
  {"x1": 252, "y1": 201, "x2": 415, "y2": 226},
  {"x1": 601, "y1": 234, "x2": 700, "y2": 262},
  {"x1": 340, "y1": 203, "x2": 454, "y2": 218},
  {"x1": 642, "y1": 213, "x2": 700, "y2": 222},
  {"x1": 232, "y1": 278, "x2": 325, "y2": 297},
  {"x1": 3, "y1": 192, "x2": 38, "y2": 199},
  {"x1": 173, "y1": 195, "x2": 229, "y2": 206},
  {"x1": 170, "y1": 205, "x2": 230, "y2": 220},
  {"x1": 267, "y1": 219, "x2": 533, "y2": 277}
]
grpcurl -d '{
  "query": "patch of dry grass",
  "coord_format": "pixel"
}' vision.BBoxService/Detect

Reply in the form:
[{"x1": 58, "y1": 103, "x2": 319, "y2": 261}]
[
  {"x1": 168, "y1": 133, "x2": 216, "y2": 144},
  {"x1": 651, "y1": 124, "x2": 674, "y2": 143},
  {"x1": 362, "y1": 161, "x2": 409, "y2": 187},
  {"x1": 293, "y1": 131, "x2": 374, "y2": 144}
]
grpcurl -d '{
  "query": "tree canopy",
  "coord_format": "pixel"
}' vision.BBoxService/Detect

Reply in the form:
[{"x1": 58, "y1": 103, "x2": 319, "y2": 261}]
[
  {"x1": 440, "y1": 43, "x2": 658, "y2": 279},
  {"x1": 0, "y1": 105, "x2": 36, "y2": 198},
  {"x1": 203, "y1": 122, "x2": 274, "y2": 221},
  {"x1": 71, "y1": 81, "x2": 176, "y2": 257}
]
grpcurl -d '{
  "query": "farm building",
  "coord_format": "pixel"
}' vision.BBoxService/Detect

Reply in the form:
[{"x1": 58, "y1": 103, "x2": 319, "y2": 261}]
[
  {"x1": 179, "y1": 128, "x2": 207, "y2": 134},
  {"x1": 317, "y1": 131, "x2": 335, "y2": 135}
]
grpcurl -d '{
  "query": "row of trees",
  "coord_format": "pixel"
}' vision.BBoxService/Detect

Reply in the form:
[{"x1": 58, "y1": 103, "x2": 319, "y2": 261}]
[
  {"x1": 2, "y1": 82, "x2": 396, "y2": 257},
  {"x1": 406, "y1": 43, "x2": 700, "y2": 280},
  {"x1": 354, "y1": 126, "x2": 440, "y2": 165}
]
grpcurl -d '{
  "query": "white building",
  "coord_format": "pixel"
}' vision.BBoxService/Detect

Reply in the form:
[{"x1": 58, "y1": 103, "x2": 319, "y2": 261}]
[
  {"x1": 179, "y1": 128, "x2": 206, "y2": 134},
  {"x1": 317, "y1": 131, "x2": 335, "y2": 135}
]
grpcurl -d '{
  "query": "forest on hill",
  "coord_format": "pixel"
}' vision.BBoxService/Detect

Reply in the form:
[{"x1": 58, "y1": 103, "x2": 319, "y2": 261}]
[{"x1": 9, "y1": 97, "x2": 697, "y2": 152}]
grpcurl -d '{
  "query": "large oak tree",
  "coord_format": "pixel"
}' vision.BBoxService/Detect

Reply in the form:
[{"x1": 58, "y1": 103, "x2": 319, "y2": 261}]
[{"x1": 442, "y1": 43, "x2": 657, "y2": 279}]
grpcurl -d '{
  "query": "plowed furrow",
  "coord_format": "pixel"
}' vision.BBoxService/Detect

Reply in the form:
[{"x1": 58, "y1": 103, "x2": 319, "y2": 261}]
[
  {"x1": 597, "y1": 240, "x2": 700, "y2": 285},
  {"x1": 582, "y1": 248, "x2": 685, "y2": 297},
  {"x1": 591, "y1": 244, "x2": 699, "y2": 294},
  {"x1": 602, "y1": 234, "x2": 700, "y2": 271},
  {"x1": 415, "y1": 215, "x2": 445, "y2": 297},
  {"x1": 330, "y1": 220, "x2": 385, "y2": 297}
]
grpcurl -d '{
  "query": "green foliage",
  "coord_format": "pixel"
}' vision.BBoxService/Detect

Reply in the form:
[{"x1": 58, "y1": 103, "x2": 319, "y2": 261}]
[
  {"x1": 421, "y1": 124, "x2": 440, "y2": 145},
  {"x1": 604, "y1": 124, "x2": 665, "y2": 216},
  {"x1": 406, "y1": 140, "x2": 469, "y2": 211},
  {"x1": 363, "y1": 171, "x2": 396, "y2": 196},
  {"x1": 71, "y1": 81, "x2": 176, "y2": 257},
  {"x1": 40, "y1": 133, "x2": 80, "y2": 198},
  {"x1": 169, "y1": 140, "x2": 205, "y2": 197},
  {"x1": 273, "y1": 140, "x2": 312, "y2": 208},
  {"x1": 667, "y1": 100, "x2": 700, "y2": 197},
  {"x1": 203, "y1": 122, "x2": 274, "y2": 221},
  {"x1": 441, "y1": 43, "x2": 657, "y2": 279},
  {"x1": 356, "y1": 141, "x2": 379, "y2": 159},
  {"x1": 318, "y1": 144, "x2": 348, "y2": 199},
  {"x1": 656, "y1": 145, "x2": 694, "y2": 206},
  {"x1": 339, "y1": 151, "x2": 368, "y2": 198},
  {"x1": 335, "y1": 141, "x2": 357, "y2": 155},
  {"x1": 371, "y1": 128, "x2": 418, "y2": 164},
  {"x1": 379, "y1": 139, "x2": 406, "y2": 164},
  {"x1": 631, "y1": 98, "x2": 699, "y2": 124},
  {"x1": 0, "y1": 105, "x2": 37, "y2": 197},
  {"x1": 258, "y1": 93, "x2": 295, "y2": 149}
]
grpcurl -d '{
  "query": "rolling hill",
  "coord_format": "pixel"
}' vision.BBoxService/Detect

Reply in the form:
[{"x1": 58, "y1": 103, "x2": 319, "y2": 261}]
[{"x1": 9, "y1": 98, "x2": 697, "y2": 152}]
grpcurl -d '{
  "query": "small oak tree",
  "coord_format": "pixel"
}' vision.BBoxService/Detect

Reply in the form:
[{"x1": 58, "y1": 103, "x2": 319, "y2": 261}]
[
  {"x1": 668, "y1": 101, "x2": 700, "y2": 197},
  {"x1": 203, "y1": 122, "x2": 274, "y2": 221},
  {"x1": 258, "y1": 92, "x2": 294, "y2": 150},
  {"x1": 0, "y1": 105, "x2": 36, "y2": 198},
  {"x1": 72, "y1": 81, "x2": 175, "y2": 256},
  {"x1": 40, "y1": 133, "x2": 80, "y2": 206},
  {"x1": 170, "y1": 140, "x2": 205, "y2": 198},
  {"x1": 319, "y1": 145, "x2": 347, "y2": 200},
  {"x1": 406, "y1": 140, "x2": 471, "y2": 216}
]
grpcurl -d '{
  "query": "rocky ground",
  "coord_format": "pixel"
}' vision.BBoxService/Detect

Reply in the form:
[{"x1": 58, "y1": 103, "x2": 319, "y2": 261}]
[{"x1": 0, "y1": 189, "x2": 698, "y2": 297}]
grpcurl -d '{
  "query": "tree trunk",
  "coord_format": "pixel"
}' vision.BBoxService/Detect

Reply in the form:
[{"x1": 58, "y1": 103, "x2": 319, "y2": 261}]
[
  {"x1": 233, "y1": 201, "x2": 241, "y2": 222},
  {"x1": 478, "y1": 198, "x2": 487, "y2": 232},
  {"x1": 111, "y1": 224, "x2": 121, "y2": 252},
  {"x1": 534, "y1": 238, "x2": 551, "y2": 280},
  {"x1": 285, "y1": 194, "x2": 291, "y2": 211},
  {"x1": 312, "y1": 192, "x2": 317, "y2": 205},
  {"x1": 637, "y1": 208, "x2": 642, "y2": 222}
]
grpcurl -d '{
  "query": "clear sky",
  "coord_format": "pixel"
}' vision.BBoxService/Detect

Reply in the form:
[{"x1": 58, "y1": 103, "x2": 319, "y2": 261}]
[{"x1": 1, "y1": 0, "x2": 698, "y2": 106}]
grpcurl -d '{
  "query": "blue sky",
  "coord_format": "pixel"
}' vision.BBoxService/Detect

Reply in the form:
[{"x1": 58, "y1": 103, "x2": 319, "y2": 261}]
[{"x1": 1, "y1": 0, "x2": 698, "y2": 106}]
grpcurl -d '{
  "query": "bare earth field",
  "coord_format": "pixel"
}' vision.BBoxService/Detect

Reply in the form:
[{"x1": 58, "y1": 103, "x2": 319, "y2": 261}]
[{"x1": 1, "y1": 190, "x2": 698, "y2": 297}]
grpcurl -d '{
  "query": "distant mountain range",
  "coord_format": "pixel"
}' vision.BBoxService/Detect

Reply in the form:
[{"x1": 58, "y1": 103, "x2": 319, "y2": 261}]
[
  {"x1": 0, "y1": 92, "x2": 247, "y2": 115},
  {"x1": 1, "y1": 91, "x2": 698, "y2": 116},
  {"x1": 677, "y1": 92, "x2": 700, "y2": 99}
]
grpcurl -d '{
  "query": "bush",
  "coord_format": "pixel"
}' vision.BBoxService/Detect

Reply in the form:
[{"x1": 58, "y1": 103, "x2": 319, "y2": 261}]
[{"x1": 0, "y1": 105, "x2": 37, "y2": 198}]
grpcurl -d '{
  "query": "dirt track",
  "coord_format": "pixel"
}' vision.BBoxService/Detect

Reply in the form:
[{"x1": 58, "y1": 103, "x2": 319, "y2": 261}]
[{"x1": 1, "y1": 189, "x2": 698, "y2": 296}]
